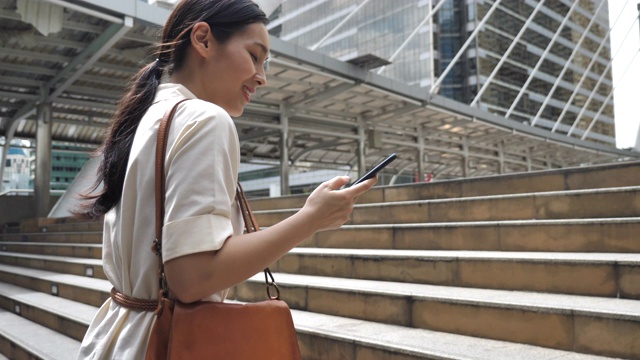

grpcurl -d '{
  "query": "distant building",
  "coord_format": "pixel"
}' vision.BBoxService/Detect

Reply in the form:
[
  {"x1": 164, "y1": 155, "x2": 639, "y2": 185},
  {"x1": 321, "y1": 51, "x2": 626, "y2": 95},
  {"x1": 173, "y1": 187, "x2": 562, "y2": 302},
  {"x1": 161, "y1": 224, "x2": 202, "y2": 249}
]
[
  {"x1": 49, "y1": 150, "x2": 91, "y2": 191},
  {"x1": 1, "y1": 145, "x2": 90, "y2": 193},
  {"x1": 2, "y1": 148, "x2": 30, "y2": 192}
]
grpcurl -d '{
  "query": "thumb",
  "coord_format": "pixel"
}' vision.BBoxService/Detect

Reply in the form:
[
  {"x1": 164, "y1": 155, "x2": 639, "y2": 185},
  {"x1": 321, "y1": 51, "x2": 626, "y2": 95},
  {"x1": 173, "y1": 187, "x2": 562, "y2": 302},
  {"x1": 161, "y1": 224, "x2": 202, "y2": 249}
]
[{"x1": 325, "y1": 175, "x2": 350, "y2": 190}]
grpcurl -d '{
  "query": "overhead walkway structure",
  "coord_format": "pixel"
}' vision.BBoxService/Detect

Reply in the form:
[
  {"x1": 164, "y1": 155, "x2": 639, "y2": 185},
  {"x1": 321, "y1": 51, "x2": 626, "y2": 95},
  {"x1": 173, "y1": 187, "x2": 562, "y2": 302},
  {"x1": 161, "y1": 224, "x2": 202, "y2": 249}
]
[{"x1": 0, "y1": 0, "x2": 638, "y2": 215}]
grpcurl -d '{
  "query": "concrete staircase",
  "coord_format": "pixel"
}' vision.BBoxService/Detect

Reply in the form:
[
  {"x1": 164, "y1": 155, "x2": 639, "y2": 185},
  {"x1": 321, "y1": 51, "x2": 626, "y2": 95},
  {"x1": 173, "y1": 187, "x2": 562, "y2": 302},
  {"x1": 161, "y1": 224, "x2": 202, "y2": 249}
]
[{"x1": 1, "y1": 161, "x2": 639, "y2": 359}]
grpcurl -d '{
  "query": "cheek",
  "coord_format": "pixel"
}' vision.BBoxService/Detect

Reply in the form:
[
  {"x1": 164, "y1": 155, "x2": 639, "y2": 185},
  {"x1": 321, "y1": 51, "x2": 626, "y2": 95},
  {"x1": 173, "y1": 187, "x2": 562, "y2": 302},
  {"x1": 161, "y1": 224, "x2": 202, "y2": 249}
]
[
  {"x1": 216, "y1": 51, "x2": 255, "y2": 87},
  {"x1": 233, "y1": 56, "x2": 256, "y2": 78}
]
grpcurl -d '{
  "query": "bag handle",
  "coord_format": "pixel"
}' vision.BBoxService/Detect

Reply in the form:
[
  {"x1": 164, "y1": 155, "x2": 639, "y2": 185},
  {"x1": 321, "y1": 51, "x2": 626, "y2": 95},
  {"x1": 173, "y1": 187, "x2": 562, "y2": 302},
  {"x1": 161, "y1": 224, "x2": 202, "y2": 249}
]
[{"x1": 154, "y1": 99, "x2": 279, "y2": 301}]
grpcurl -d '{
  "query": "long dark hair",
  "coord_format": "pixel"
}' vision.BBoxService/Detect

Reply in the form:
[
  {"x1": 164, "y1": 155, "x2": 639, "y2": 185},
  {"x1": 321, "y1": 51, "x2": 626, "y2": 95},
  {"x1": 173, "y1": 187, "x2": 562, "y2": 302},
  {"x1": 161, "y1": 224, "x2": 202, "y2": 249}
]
[{"x1": 77, "y1": 0, "x2": 268, "y2": 219}]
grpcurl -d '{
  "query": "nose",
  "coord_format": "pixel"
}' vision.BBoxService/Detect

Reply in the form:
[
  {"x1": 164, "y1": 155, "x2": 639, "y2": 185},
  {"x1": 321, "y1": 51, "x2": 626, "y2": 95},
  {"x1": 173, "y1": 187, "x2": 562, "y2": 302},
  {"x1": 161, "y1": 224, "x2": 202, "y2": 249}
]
[{"x1": 254, "y1": 70, "x2": 267, "y2": 88}]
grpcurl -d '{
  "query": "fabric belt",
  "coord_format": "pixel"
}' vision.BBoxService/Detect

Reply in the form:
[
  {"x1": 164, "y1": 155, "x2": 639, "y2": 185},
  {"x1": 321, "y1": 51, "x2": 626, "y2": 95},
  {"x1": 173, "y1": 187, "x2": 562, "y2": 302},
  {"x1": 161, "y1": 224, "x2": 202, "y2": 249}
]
[{"x1": 110, "y1": 287, "x2": 159, "y2": 312}]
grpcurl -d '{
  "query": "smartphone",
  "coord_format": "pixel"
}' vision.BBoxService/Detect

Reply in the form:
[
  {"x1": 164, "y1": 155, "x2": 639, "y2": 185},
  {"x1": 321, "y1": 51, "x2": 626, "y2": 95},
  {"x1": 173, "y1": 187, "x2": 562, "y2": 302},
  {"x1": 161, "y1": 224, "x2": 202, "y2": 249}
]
[{"x1": 349, "y1": 153, "x2": 397, "y2": 187}]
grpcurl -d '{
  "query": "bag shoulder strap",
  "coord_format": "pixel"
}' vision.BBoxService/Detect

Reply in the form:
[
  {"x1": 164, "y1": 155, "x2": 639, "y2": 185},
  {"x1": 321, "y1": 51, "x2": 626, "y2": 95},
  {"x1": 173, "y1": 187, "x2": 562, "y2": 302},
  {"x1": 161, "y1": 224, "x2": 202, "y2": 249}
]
[
  {"x1": 153, "y1": 98, "x2": 190, "y2": 258},
  {"x1": 153, "y1": 99, "x2": 279, "y2": 300}
]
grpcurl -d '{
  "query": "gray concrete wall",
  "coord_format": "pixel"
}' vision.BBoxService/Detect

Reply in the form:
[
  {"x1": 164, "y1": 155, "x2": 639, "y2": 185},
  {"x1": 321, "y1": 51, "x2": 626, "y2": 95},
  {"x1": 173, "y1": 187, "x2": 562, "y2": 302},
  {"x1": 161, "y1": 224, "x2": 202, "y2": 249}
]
[{"x1": 0, "y1": 196, "x2": 60, "y2": 226}]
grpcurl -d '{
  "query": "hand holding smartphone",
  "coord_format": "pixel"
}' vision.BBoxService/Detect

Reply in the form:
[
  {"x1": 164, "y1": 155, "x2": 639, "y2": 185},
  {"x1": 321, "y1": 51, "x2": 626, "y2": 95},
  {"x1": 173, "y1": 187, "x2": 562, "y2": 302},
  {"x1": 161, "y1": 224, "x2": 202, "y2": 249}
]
[{"x1": 349, "y1": 153, "x2": 397, "y2": 187}]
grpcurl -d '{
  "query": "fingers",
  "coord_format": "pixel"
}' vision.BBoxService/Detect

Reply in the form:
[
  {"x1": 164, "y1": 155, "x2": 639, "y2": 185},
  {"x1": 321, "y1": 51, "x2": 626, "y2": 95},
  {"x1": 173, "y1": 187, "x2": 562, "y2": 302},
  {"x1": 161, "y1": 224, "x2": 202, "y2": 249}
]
[
  {"x1": 302, "y1": 175, "x2": 376, "y2": 233},
  {"x1": 343, "y1": 176, "x2": 377, "y2": 197},
  {"x1": 324, "y1": 175, "x2": 350, "y2": 190}
]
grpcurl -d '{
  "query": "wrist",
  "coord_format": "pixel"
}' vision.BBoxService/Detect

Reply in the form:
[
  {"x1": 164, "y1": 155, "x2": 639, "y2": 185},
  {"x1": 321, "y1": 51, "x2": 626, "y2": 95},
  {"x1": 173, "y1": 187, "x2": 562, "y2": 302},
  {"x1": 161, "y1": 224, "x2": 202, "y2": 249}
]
[{"x1": 292, "y1": 206, "x2": 320, "y2": 237}]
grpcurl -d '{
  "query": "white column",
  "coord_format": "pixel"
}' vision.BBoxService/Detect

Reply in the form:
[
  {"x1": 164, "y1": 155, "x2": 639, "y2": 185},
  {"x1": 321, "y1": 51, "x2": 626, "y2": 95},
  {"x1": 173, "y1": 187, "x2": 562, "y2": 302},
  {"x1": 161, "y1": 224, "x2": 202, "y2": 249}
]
[
  {"x1": 35, "y1": 102, "x2": 52, "y2": 217},
  {"x1": 417, "y1": 126, "x2": 425, "y2": 182},
  {"x1": 279, "y1": 106, "x2": 290, "y2": 195},
  {"x1": 357, "y1": 120, "x2": 366, "y2": 178},
  {"x1": 461, "y1": 137, "x2": 469, "y2": 178}
]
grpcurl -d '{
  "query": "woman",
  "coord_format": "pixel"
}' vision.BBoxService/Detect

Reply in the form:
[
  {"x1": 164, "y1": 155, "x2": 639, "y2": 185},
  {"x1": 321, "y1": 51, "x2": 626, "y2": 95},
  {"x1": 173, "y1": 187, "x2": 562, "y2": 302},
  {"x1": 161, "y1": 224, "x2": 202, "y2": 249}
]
[{"x1": 76, "y1": 0, "x2": 375, "y2": 358}]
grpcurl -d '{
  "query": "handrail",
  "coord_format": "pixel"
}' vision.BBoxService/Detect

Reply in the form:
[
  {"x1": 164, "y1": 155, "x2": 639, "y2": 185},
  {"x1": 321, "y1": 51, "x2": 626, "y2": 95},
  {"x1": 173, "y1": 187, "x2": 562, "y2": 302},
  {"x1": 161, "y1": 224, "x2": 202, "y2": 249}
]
[{"x1": 0, "y1": 189, "x2": 66, "y2": 196}]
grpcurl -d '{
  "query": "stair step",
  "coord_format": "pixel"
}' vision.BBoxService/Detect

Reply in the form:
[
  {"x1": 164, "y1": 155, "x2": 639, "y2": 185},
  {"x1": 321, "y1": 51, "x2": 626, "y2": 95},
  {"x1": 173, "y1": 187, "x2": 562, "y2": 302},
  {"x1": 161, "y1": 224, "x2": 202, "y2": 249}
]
[
  {"x1": 0, "y1": 279, "x2": 622, "y2": 360},
  {"x1": 0, "y1": 282, "x2": 97, "y2": 341},
  {"x1": 248, "y1": 160, "x2": 640, "y2": 210},
  {"x1": 18, "y1": 219, "x2": 102, "y2": 234},
  {"x1": 255, "y1": 186, "x2": 640, "y2": 226},
  {"x1": 5, "y1": 216, "x2": 640, "y2": 253},
  {"x1": 275, "y1": 249, "x2": 640, "y2": 298},
  {"x1": 0, "y1": 231, "x2": 102, "y2": 244},
  {"x1": 233, "y1": 273, "x2": 640, "y2": 358},
  {"x1": 0, "y1": 242, "x2": 101, "y2": 259},
  {"x1": 0, "y1": 264, "x2": 110, "y2": 307},
  {"x1": 290, "y1": 309, "x2": 620, "y2": 360},
  {"x1": 0, "y1": 252, "x2": 105, "y2": 280},
  {"x1": 0, "y1": 308, "x2": 80, "y2": 360},
  {"x1": 4, "y1": 247, "x2": 638, "y2": 298},
  {"x1": 305, "y1": 218, "x2": 640, "y2": 252}
]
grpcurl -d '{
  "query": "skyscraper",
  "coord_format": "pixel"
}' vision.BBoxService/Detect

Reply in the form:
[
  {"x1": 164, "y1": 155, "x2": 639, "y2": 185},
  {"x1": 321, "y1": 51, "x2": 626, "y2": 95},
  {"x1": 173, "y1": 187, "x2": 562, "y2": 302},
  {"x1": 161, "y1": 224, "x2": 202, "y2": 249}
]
[{"x1": 268, "y1": 0, "x2": 615, "y2": 146}]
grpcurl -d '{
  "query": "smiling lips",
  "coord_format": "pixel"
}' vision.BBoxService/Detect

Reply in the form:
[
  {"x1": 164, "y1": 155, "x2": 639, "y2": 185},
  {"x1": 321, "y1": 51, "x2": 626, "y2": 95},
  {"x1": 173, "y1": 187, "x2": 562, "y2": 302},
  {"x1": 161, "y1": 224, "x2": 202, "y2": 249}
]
[{"x1": 243, "y1": 85, "x2": 254, "y2": 102}]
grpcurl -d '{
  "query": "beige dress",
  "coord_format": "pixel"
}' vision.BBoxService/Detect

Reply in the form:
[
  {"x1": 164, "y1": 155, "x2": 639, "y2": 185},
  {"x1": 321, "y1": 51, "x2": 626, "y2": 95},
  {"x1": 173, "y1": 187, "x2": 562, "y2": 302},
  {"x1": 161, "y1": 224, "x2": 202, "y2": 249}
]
[{"x1": 78, "y1": 83, "x2": 244, "y2": 359}]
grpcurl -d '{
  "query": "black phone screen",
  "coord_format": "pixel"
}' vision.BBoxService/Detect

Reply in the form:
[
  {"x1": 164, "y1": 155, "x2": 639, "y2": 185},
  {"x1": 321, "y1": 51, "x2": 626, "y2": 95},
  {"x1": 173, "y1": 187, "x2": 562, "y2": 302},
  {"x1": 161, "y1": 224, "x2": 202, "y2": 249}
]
[{"x1": 350, "y1": 153, "x2": 397, "y2": 187}]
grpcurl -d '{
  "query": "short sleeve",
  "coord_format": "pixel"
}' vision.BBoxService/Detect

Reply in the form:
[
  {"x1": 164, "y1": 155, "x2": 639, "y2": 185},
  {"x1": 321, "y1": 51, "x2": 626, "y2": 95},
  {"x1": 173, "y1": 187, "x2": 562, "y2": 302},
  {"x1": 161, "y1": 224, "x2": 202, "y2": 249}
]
[{"x1": 160, "y1": 101, "x2": 240, "y2": 262}]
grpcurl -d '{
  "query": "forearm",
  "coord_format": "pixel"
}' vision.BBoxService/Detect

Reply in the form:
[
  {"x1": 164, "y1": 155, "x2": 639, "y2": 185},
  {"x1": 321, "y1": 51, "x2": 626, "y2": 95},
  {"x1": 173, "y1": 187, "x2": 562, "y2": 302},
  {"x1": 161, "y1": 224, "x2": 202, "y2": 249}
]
[
  {"x1": 165, "y1": 208, "x2": 316, "y2": 302},
  {"x1": 165, "y1": 176, "x2": 374, "y2": 303}
]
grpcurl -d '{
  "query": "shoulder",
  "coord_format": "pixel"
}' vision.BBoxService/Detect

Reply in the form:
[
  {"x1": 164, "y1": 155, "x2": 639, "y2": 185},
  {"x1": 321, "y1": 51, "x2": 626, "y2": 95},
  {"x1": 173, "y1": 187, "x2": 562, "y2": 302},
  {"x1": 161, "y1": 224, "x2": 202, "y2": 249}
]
[
  {"x1": 170, "y1": 99, "x2": 238, "y2": 143},
  {"x1": 175, "y1": 99, "x2": 233, "y2": 127}
]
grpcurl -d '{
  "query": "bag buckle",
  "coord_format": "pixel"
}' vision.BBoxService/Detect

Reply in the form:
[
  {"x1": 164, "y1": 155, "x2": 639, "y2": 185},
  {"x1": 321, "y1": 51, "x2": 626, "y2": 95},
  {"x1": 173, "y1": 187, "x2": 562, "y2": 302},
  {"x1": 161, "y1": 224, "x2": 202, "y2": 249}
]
[
  {"x1": 152, "y1": 239, "x2": 161, "y2": 256},
  {"x1": 264, "y1": 269, "x2": 280, "y2": 300},
  {"x1": 159, "y1": 271, "x2": 169, "y2": 297}
]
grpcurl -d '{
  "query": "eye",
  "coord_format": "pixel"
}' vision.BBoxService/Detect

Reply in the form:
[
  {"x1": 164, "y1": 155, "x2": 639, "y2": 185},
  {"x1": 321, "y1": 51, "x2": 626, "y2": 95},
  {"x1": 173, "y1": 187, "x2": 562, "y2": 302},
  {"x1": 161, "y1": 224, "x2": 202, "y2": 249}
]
[{"x1": 249, "y1": 52, "x2": 258, "y2": 62}]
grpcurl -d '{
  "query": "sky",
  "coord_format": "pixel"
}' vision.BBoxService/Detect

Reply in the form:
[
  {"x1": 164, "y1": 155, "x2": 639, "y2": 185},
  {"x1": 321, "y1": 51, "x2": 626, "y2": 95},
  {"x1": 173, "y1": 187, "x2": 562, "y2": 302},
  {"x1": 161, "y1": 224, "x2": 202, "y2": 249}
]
[{"x1": 608, "y1": 0, "x2": 640, "y2": 149}]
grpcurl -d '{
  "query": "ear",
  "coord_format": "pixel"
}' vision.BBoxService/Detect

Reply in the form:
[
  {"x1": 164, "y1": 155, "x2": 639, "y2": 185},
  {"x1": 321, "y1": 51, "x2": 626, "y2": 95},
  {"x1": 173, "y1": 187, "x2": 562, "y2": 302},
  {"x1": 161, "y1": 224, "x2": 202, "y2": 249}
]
[{"x1": 190, "y1": 22, "x2": 213, "y2": 58}]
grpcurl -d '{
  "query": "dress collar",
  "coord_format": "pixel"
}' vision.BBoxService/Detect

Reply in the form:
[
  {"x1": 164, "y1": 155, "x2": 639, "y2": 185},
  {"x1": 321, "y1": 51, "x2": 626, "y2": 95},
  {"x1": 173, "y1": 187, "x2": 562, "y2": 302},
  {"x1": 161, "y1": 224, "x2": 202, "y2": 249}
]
[{"x1": 153, "y1": 83, "x2": 198, "y2": 104}]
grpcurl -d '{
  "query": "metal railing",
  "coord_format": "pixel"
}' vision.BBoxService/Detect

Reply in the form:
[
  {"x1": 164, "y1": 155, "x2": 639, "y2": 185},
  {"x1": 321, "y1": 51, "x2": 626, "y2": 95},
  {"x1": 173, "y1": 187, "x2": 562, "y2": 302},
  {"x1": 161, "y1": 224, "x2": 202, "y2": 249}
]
[{"x1": 0, "y1": 189, "x2": 66, "y2": 196}]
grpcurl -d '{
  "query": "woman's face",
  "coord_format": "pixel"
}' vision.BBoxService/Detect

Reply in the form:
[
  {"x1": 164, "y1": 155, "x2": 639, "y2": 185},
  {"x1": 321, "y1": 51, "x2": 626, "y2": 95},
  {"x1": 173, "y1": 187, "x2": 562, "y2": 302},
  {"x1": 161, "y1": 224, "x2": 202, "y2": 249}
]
[{"x1": 205, "y1": 23, "x2": 270, "y2": 117}]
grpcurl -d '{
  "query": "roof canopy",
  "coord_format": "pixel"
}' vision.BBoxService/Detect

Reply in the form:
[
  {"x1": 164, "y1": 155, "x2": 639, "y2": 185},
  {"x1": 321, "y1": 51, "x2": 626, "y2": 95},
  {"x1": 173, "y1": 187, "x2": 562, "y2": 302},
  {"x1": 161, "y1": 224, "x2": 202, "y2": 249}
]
[{"x1": 0, "y1": 0, "x2": 637, "y2": 179}]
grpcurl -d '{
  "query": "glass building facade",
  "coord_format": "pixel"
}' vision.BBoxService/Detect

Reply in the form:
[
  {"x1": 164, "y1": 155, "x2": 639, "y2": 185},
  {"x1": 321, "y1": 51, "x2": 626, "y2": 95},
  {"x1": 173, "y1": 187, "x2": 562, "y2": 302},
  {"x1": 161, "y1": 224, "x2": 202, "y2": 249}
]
[
  {"x1": 50, "y1": 150, "x2": 90, "y2": 191},
  {"x1": 26, "y1": 148, "x2": 90, "y2": 191},
  {"x1": 268, "y1": 0, "x2": 616, "y2": 145}
]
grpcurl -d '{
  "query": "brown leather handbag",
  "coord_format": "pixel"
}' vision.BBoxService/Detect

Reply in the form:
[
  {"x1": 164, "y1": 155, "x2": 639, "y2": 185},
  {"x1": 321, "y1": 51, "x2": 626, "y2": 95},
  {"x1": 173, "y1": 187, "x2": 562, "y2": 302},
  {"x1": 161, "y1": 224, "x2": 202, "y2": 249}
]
[{"x1": 145, "y1": 99, "x2": 302, "y2": 359}]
